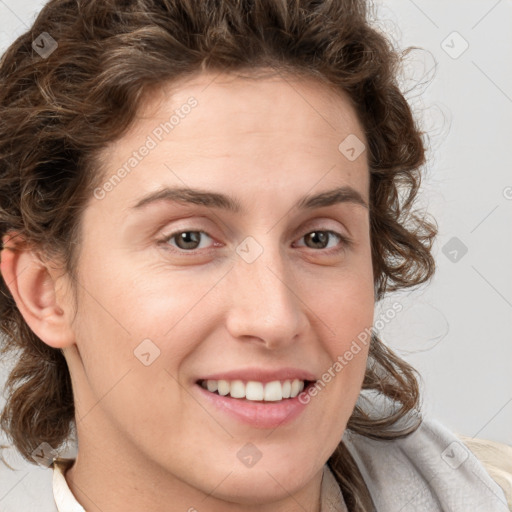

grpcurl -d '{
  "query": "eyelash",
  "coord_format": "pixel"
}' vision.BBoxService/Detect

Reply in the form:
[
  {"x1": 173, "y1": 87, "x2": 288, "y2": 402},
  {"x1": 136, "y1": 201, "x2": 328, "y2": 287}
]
[{"x1": 157, "y1": 228, "x2": 352, "y2": 255}]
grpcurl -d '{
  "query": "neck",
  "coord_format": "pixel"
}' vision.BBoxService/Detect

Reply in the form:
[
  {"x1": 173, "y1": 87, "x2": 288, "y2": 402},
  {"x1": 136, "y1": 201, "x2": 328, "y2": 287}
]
[{"x1": 63, "y1": 420, "x2": 325, "y2": 512}]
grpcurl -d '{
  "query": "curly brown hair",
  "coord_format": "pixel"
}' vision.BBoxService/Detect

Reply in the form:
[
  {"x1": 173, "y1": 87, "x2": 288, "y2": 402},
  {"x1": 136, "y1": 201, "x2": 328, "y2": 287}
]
[{"x1": 0, "y1": 0, "x2": 437, "y2": 510}]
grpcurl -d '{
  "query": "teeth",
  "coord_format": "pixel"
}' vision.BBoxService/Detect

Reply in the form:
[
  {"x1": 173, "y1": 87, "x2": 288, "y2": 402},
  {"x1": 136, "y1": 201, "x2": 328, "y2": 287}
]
[
  {"x1": 217, "y1": 380, "x2": 230, "y2": 396},
  {"x1": 230, "y1": 380, "x2": 245, "y2": 398},
  {"x1": 206, "y1": 380, "x2": 218, "y2": 393},
  {"x1": 201, "y1": 379, "x2": 307, "y2": 401},
  {"x1": 282, "y1": 380, "x2": 291, "y2": 398},
  {"x1": 264, "y1": 381, "x2": 282, "y2": 401},
  {"x1": 245, "y1": 381, "x2": 263, "y2": 400}
]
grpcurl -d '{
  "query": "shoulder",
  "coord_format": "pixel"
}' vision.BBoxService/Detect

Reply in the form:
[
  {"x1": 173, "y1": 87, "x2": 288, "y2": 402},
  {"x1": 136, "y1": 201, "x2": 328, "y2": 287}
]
[
  {"x1": 455, "y1": 434, "x2": 512, "y2": 510},
  {"x1": 342, "y1": 403, "x2": 510, "y2": 511}
]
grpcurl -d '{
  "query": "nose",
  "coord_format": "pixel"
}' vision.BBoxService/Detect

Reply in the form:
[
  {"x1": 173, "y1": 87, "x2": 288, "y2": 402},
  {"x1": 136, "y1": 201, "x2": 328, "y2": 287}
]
[{"x1": 225, "y1": 243, "x2": 309, "y2": 350}]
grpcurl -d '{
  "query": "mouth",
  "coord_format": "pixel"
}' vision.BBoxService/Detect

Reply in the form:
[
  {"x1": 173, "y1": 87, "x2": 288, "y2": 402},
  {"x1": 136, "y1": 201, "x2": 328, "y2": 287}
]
[
  {"x1": 194, "y1": 369, "x2": 318, "y2": 428},
  {"x1": 196, "y1": 378, "x2": 317, "y2": 402}
]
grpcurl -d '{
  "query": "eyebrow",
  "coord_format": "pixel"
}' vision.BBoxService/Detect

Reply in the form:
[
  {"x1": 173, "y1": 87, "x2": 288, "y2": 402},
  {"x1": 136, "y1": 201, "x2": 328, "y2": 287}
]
[{"x1": 131, "y1": 185, "x2": 368, "y2": 213}]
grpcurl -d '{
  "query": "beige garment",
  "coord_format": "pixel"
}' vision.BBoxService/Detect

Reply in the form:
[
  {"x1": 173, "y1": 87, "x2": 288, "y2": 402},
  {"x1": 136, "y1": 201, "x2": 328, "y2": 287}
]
[{"x1": 455, "y1": 434, "x2": 512, "y2": 511}]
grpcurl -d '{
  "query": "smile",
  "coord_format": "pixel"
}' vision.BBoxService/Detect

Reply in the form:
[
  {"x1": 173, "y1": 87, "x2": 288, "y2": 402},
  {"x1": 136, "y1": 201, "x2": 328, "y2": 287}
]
[
  {"x1": 195, "y1": 377, "x2": 317, "y2": 429},
  {"x1": 199, "y1": 378, "x2": 312, "y2": 401}
]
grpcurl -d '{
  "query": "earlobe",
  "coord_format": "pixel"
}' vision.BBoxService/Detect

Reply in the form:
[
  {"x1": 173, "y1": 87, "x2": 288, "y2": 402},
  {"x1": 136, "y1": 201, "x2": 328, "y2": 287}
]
[{"x1": 0, "y1": 234, "x2": 75, "y2": 349}]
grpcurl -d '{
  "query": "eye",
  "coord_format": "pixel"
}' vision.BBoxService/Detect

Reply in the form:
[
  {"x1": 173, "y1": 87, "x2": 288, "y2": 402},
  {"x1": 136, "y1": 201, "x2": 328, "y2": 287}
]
[
  {"x1": 294, "y1": 230, "x2": 350, "y2": 253},
  {"x1": 160, "y1": 230, "x2": 215, "y2": 252},
  {"x1": 158, "y1": 228, "x2": 351, "y2": 255}
]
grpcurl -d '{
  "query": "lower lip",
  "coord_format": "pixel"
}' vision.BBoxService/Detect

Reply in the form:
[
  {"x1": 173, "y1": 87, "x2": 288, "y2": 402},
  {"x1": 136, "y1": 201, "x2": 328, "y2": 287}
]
[{"x1": 195, "y1": 383, "x2": 311, "y2": 429}]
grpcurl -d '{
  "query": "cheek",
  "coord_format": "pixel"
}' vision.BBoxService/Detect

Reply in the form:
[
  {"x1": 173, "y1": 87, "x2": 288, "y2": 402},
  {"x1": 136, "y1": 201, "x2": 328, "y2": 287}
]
[
  {"x1": 69, "y1": 269, "x2": 199, "y2": 441},
  {"x1": 312, "y1": 261, "x2": 374, "y2": 395},
  {"x1": 76, "y1": 248, "x2": 203, "y2": 334},
  {"x1": 70, "y1": 251, "x2": 226, "y2": 397},
  {"x1": 318, "y1": 260, "x2": 374, "y2": 350}
]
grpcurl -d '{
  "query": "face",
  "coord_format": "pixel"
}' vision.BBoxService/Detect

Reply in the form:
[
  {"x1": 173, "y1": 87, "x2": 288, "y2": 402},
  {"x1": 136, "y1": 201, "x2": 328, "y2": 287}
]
[{"x1": 59, "y1": 71, "x2": 374, "y2": 507}]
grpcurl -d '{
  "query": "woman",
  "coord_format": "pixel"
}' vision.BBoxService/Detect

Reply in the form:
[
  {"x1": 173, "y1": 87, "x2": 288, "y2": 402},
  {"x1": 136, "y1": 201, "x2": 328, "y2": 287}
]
[{"x1": 0, "y1": 0, "x2": 509, "y2": 511}]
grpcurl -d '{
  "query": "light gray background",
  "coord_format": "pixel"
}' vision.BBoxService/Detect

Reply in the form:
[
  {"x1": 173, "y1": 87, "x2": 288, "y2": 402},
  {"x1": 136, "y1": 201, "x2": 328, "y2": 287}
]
[
  {"x1": 0, "y1": 1, "x2": 511, "y2": 507},
  {"x1": 370, "y1": 0, "x2": 512, "y2": 447}
]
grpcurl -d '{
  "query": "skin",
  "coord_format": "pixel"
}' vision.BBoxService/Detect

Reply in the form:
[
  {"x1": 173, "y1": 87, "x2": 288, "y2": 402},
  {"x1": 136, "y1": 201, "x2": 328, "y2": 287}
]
[{"x1": 1, "y1": 71, "x2": 374, "y2": 512}]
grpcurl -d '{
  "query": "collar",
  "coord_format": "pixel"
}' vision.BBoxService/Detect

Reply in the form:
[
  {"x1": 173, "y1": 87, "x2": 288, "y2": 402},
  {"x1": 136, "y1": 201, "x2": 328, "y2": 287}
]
[{"x1": 52, "y1": 458, "x2": 85, "y2": 512}]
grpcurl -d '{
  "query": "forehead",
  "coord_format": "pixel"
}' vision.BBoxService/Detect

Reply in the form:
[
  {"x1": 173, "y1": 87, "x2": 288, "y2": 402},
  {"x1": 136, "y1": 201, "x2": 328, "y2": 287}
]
[
  {"x1": 126, "y1": 69, "x2": 365, "y2": 154},
  {"x1": 92, "y1": 70, "x2": 369, "y2": 214}
]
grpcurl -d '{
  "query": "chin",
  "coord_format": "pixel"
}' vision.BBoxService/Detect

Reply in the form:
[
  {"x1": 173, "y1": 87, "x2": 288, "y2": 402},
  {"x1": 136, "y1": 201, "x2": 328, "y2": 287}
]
[
  {"x1": 205, "y1": 457, "x2": 318, "y2": 504},
  {"x1": 212, "y1": 472, "x2": 307, "y2": 505}
]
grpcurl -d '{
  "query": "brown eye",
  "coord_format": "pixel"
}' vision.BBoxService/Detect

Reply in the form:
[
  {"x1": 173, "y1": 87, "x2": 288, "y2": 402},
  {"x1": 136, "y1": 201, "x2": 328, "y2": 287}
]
[
  {"x1": 298, "y1": 230, "x2": 345, "y2": 251},
  {"x1": 163, "y1": 230, "x2": 213, "y2": 251},
  {"x1": 304, "y1": 231, "x2": 329, "y2": 249}
]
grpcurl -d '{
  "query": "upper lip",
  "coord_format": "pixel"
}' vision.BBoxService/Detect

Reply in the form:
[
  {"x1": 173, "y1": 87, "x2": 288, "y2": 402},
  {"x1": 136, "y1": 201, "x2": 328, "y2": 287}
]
[{"x1": 197, "y1": 367, "x2": 318, "y2": 384}]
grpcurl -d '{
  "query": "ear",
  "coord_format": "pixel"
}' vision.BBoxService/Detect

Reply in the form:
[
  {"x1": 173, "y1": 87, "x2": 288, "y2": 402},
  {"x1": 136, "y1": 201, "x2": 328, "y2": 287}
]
[{"x1": 0, "y1": 232, "x2": 75, "y2": 349}]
